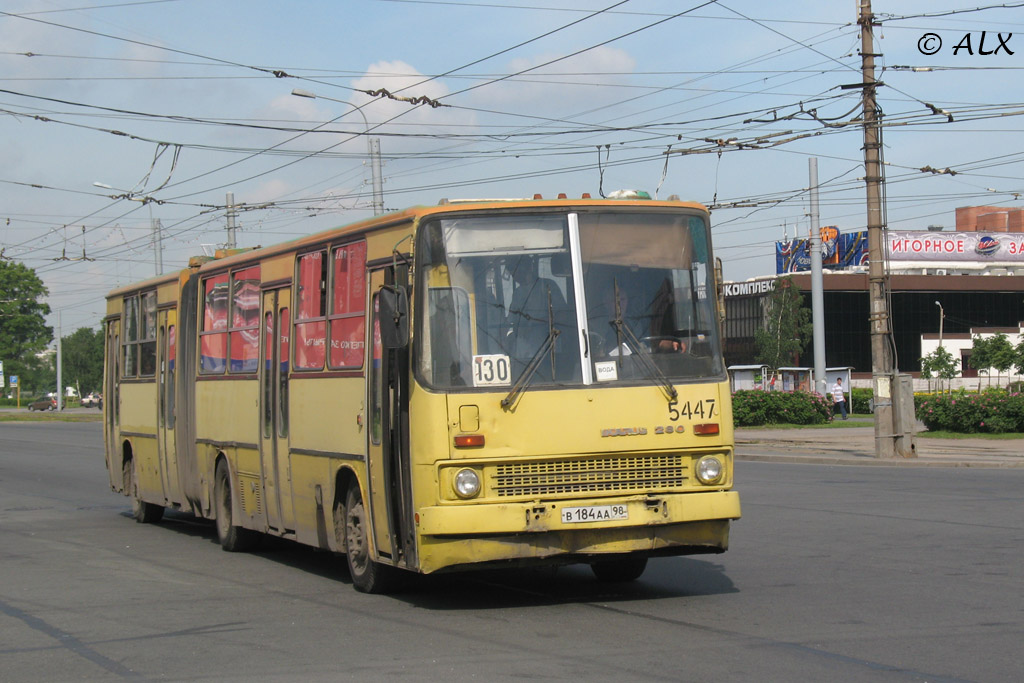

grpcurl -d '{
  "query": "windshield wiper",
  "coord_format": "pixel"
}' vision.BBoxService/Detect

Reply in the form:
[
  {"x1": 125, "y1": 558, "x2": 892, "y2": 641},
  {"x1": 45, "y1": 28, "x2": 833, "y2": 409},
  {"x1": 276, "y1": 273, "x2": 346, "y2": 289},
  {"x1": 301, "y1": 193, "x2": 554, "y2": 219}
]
[
  {"x1": 611, "y1": 281, "x2": 678, "y2": 402},
  {"x1": 502, "y1": 289, "x2": 559, "y2": 409}
]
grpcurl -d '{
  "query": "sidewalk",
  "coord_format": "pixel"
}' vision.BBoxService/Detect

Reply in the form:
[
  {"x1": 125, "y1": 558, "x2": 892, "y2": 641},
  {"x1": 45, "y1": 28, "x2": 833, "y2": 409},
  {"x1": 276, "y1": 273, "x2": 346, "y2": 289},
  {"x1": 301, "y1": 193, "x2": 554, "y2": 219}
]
[{"x1": 736, "y1": 421, "x2": 1024, "y2": 468}]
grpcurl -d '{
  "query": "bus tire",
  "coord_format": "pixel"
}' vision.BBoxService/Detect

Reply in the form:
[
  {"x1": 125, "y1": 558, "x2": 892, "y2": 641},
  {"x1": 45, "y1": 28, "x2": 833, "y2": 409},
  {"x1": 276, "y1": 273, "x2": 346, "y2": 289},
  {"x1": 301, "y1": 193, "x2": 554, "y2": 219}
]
[
  {"x1": 123, "y1": 457, "x2": 163, "y2": 524},
  {"x1": 214, "y1": 460, "x2": 255, "y2": 552},
  {"x1": 344, "y1": 484, "x2": 397, "y2": 594},
  {"x1": 590, "y1": 556, "x2": 647, "y2": 582}
]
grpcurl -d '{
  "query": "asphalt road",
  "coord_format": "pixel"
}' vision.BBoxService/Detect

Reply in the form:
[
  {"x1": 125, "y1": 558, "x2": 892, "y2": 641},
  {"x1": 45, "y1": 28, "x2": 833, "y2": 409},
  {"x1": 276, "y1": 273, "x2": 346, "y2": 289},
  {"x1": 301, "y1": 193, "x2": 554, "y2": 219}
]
[{"x1": 0, "y1": 422, "x2": 1021, "y2": 682}]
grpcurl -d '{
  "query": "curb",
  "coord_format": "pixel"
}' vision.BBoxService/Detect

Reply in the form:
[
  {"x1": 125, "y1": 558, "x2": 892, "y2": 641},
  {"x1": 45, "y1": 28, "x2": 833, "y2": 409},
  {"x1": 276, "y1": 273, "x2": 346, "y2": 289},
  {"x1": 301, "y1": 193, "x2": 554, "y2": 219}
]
[
  {"x1": 735, "y1": 438, "x2": 1024, "y2": 468},
  {"x1": 735, "y1": 452, "x2": 1024, "y2": 468}
]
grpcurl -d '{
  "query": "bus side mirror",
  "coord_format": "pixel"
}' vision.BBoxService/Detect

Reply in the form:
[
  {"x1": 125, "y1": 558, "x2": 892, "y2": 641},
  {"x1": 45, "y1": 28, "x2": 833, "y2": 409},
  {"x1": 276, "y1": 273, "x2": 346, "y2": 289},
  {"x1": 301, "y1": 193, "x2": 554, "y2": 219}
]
[{"x1": 379, "y1": 286, "x2": 409, "y2": 349}]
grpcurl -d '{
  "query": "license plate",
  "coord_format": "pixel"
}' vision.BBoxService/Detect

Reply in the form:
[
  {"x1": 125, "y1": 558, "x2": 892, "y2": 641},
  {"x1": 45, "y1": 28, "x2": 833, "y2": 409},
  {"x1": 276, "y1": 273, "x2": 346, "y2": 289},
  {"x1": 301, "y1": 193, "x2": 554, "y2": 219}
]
[{"x1": 561, "y1": 504, "x2": 628, "y2": 524}]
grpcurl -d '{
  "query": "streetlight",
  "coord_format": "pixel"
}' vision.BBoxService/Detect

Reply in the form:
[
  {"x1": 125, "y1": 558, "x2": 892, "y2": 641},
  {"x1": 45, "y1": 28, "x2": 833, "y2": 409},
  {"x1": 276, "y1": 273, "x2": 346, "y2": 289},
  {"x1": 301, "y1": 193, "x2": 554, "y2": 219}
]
[
  {"x1": 934, "y1": 300, "x2": 944, "y2": 347},
  {"x1": 94, "y1": 182, "x2": 163, "y2": 275},
  {"x1": 291, "y1": 88, "x2": 384, "y2": 215}
]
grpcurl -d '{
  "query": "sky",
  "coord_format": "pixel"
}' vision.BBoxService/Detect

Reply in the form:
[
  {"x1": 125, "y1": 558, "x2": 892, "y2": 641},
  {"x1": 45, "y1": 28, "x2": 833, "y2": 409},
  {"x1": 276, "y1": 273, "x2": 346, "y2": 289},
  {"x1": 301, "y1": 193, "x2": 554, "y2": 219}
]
[{"x1": 1, "y1": 0, "x2": 1022, "y2": 338}]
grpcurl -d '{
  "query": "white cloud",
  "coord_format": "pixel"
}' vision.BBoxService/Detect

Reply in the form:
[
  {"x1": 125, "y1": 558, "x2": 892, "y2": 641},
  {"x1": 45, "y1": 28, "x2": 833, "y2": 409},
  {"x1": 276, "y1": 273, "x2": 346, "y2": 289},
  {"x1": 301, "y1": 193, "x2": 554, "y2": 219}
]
[{"x1": 472, "y1": 46, "x2": 638, "y2": 116}]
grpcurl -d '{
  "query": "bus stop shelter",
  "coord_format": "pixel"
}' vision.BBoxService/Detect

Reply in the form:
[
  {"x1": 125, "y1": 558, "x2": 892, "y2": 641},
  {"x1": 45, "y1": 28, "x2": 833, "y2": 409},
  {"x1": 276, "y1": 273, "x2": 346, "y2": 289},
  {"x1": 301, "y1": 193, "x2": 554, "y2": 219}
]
[
  {"x1": 727, "y1": 364, "x2": 771, "y2": 392},
  {"x1": 778, "y1": 367, "x2": 813, "y2": 392}
]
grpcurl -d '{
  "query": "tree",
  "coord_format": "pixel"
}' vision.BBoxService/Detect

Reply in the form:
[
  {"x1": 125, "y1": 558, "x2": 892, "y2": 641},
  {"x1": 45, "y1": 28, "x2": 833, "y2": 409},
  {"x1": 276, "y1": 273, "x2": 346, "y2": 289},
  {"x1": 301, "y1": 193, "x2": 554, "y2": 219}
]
[
  {"x1": 754, "y1": 276, "x2": 812, "y2": 371},
  {"x1": 62, "y1": 327, "x2": 104, "y2": 395},
  {"x1": 987, "y1": 333, "x2": 1016, "y2": 388},
  {"x1": 1016, "y1": 339, "x2": 1024, "y2": 377},
  {"x1": 968, "y1": 335, "x2": 992, "y2": 390},
  {"x1": 920, "y1": 346, "x2": 959, "y2": 394},
  {"x1": 0, "y1": 261, "x2": 52, "y2": 395}
]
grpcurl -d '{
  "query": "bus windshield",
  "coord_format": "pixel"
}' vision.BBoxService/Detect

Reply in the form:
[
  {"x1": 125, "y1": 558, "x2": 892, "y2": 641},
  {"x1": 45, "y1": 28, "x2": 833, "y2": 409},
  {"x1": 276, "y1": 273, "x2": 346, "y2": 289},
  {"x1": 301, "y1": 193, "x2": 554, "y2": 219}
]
[{"x1": 415, "y1": 210, "x2": 724, "y2": 392}]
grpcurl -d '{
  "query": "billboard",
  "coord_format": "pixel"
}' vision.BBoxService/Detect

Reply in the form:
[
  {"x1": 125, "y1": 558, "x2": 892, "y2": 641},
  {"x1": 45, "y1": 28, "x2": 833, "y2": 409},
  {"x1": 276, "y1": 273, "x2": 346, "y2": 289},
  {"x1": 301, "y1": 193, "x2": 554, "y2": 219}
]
[
  {"x1": 887, "y1": 232, "x2": 1024, "y2": 262},
  {"x1": 776, "y1": 229, "x2": 867, "y2": 274},
  {"x1": 777, "y1": 230, "x2": 1024, "y2": 273}
]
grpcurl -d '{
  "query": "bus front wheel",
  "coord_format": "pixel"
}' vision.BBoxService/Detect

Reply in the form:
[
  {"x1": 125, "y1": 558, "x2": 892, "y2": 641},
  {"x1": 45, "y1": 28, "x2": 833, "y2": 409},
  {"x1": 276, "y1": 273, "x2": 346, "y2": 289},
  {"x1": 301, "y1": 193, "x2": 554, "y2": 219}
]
[
  {"x1": 214, "y1": 460, "x2": 255, "y2": 552},
  {"x1": 590, "y1": 556, "x2": 648, "y2": 582},
  {"x1": 344, "y1": 484, "x2": 397, "y2": 594},
  {"x1": 123, "y1": 457, "x2": 163, "y2": 524}
]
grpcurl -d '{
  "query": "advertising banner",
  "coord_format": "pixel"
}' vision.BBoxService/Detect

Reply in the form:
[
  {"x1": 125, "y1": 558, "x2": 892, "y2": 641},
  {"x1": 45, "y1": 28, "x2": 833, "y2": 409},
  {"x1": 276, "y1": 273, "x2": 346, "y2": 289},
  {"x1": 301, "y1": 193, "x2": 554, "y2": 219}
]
[
  {"x1": 886, "y1": 231, "x2": 1024, "y2": 262},
  {"x1": 776, "y1": 229, "x2": 868, "y2": 273}
]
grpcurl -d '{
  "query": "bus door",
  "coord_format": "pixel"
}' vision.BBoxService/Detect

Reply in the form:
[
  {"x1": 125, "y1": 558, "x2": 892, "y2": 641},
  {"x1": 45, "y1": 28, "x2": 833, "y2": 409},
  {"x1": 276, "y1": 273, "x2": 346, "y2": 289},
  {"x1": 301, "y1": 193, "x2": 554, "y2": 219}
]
[
  {"x1": 104, "y1": 318, "x2": 120, "y2": 490},
  {"x1": 260, "y1": 288, "x2": 294, "y2": 532},
  {"x1": 157, "y1": 309, "x2": 179, "y2": 501},
  {"x1": 366, "y1": 267, "x2": 416, "y2": 569}
]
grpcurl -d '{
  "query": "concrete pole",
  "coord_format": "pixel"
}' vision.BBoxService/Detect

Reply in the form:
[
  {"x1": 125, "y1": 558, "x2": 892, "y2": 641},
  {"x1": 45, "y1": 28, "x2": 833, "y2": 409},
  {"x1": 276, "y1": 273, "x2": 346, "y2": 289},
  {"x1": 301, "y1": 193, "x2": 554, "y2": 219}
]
[
  {"x1": 56, "y1": 310, "x2": 62, "y2": 410},
  {"x1": 859, "y1": 0, "x2": 911, "y2": 457},
  {"x1": 153, "y1": 217, "x2": 163, "y2": 276},
  {"x1": 226, "y1": 192, "x2": 238, "y2": 249},
  {"x1": 808, "y1": 158, "x2": 826, "y2": 396},
  {"x1": 148, "y1": 200, "x2": 162, "y2": 276},
  {"x1": 369, "y1": 138, "x2": 384, "y2": 216}
]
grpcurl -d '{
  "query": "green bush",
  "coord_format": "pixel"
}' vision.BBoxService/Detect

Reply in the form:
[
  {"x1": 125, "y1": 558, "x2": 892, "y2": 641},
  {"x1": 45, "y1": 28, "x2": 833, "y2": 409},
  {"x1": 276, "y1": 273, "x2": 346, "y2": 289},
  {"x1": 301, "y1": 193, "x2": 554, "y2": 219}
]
[
  {"x1": 732, "y1": 389, "x2": 832, "y2": 426},
  {"x1": 850, "y1": 387, "x2": 873, "y2": 414},
  {"x1": 916, "y1": 389, "x2": 1024, "y2": 434}
]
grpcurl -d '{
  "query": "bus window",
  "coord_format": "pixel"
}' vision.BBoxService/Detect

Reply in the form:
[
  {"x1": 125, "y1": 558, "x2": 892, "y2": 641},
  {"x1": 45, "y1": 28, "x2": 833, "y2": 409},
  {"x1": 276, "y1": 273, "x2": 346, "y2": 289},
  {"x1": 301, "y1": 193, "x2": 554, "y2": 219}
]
[
  {"x1": 370, "y1": 295, "x2": 382, "y2": 445},
  {"x1": 295, "y1": 251, "x2": 326, "y2": 370},
  {"x1": 122, "y1": 295, "x2": 139, "y2": 378},
  {"x1": 166, "y1": 324, "x2": 176, "y2": 427},
  {"x1": 426, "y1": 287, "x2": 472, "y2": 386},
  {"x1": 278, "y1": 307, "x2": 290, "y2": 438},
  {"x1": 200, "y1": 274, "x2": 229, "y2": 373},
  {"x1": 139, "y1": 291, "x2": 157, "y2": 376},
  {"x1": 263, "y1": 311, "x2": 274, "y2": 440},
  {"x1": 229, "y1": 266, "x2": 260, "y2": 373},
  {"x1": 328, "y1": 242, "x2": 366, "y2": 369},
  {"x1": 414, "y1": 211, "x2": 724, "y2": 391},
  {"x1": 415, "y1": 214, "x2": 579, "y2": 389},
  {"x1": 579, "y1": 212, "x2": 721, "y2": 380}
]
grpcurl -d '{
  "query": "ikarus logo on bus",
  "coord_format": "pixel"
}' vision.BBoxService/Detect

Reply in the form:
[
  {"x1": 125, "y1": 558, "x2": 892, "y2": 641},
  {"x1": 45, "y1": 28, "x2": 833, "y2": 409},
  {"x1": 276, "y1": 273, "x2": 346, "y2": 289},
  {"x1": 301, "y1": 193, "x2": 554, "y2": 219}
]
[{"x1": 600, "y1": 396, "x2": 719, "y2": 437}]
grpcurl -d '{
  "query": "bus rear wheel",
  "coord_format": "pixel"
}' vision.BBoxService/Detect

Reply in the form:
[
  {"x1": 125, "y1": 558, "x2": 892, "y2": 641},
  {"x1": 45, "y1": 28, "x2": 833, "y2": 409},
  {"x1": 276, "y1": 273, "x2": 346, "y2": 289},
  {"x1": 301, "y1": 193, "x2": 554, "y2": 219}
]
[
  {"x1": 123, "y1": 457, "x2": 163, "y2": 524},
  {"x1": 344, "y1": 484, "x2": 398, "y2": 594},
  {"x1": 214, "y1": 460, "x2": 256, "y2": 552},
  {"x1": 590, "y1": 556, "x2": 648, "y2": 582}
]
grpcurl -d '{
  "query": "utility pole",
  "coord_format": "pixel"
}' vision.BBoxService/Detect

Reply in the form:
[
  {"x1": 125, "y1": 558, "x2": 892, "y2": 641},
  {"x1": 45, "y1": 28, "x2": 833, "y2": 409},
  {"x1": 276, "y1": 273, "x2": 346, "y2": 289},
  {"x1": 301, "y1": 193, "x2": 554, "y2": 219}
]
[
  {"x1": 369, "y1": 138, "x2": 384, "y2": 216},
  {"x1": 152, "y1": 217, "x2": 163, "y2": 275},
  {"x1": 858, "y1": 0, "x2": 913, "y2": 457},
  {"x1": 56, "y1": 310, "x2": 62, "y2": 411},
  {"x1": 808, "y1": 158, "x2": 826, "y2": 396},
  {"x1": 226, "y1": 192, "x2": 238, "y2": 249}
]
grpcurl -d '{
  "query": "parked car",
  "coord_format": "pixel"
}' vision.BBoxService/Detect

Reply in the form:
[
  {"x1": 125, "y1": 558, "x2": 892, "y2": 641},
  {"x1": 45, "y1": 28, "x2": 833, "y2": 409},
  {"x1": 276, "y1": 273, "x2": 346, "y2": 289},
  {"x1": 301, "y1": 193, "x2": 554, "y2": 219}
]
[
  {"x1": 81, "y1": 393, "x2": 102, "y2": 408},
  {"x1": 27, "y1": 397, "x2": 57, "y2": 411}
]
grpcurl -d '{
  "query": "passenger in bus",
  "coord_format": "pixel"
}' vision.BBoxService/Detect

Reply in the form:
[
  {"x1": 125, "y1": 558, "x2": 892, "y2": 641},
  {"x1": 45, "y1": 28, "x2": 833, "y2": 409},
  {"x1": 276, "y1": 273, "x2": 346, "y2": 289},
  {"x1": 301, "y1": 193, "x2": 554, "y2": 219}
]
[{"x1": 504, "y1": 259, "x2": 568, "y2": 373}]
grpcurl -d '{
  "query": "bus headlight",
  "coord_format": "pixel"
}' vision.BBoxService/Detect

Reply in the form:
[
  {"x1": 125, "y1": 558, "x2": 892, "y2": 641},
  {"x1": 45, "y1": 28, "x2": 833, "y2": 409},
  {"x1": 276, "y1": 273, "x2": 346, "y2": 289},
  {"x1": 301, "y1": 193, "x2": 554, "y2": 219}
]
[
  {"x1": 695, "y1": 456, "x2": 724, "y2": 484},
  {"x1": 453, "y1": 468, "x2": 481, "y2": 499}
]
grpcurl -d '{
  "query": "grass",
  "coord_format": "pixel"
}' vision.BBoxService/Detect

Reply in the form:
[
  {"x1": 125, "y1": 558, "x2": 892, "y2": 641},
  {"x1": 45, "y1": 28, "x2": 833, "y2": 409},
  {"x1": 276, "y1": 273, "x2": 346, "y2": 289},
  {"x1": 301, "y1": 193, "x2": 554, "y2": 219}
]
[
  {"x1": 915, "y1": 430, "x2": 1024, "y2": 440},
  {"x1": 736, "y1": 415, "x2": 873, "y2": 430},
  {"x1": 0, "y1": 411, "x2": 103, "y2": 423},
  {"x1": 737, "y1": 417, "x2": 1024, "y2": 439}
]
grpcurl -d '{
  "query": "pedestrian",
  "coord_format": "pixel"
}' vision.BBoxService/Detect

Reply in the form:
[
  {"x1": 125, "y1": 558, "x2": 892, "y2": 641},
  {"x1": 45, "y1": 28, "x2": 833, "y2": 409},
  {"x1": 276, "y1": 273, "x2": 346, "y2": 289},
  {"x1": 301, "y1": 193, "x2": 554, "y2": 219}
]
[{"x1": 831, "y1": 377, "x2": 848, "y2": 420}]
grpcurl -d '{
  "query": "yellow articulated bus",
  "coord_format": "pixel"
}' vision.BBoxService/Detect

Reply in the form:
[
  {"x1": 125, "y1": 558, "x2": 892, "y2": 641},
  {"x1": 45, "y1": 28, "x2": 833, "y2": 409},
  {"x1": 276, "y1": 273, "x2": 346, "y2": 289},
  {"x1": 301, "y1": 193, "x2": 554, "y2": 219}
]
[{"x1": 103, "y1": 191, "x2": 741, "y2": 593}]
